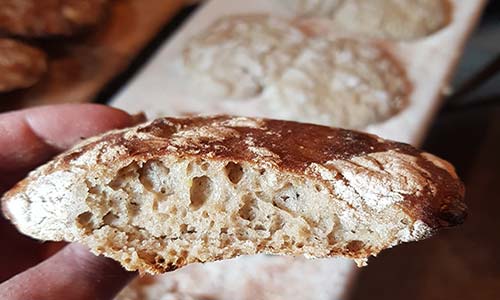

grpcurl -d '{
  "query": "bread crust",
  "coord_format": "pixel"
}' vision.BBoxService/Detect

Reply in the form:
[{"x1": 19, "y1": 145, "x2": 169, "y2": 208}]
[{"x1": 3, "y1": 116, "x2": 464, "y2": 229}]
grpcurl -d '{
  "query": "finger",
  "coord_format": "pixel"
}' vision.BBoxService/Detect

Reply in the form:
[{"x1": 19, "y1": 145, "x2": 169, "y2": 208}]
[
  {"x1": 0, "y1": 104, "x2": 142, "y2": 193},
  {"x1": 0, "y1": 243, "x2": 136, "y2": 300}
]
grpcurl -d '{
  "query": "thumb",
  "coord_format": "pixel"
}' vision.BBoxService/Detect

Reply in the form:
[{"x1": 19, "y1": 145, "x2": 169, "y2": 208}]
[{"x1": 0, "y1": 243, "x2": 136, "y2": 300}]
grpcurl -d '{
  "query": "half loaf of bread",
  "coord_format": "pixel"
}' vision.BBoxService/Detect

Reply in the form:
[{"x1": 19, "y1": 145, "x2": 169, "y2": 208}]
[{"x1": 1, "y1": 116, "x2": 466, "y2": 273}]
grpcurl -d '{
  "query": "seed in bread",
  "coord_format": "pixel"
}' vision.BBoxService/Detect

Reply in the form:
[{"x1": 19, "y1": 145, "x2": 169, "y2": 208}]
[
  {"x1": 0, "y1": 38, "x2": 47, "y2": 92},
  {"x1": 0, "y1": 0, "x2": 108, "y2": 37},
  {"x1": 282, "y1": 0, "x2": 452, "y2": 40},
  {"x1": 183, "y1": 15, "x2": 304, "y2": 98},
  {"x1": 264, "y1": 38, "x2": 410, "y2": 129},
  {"x1": 2, "y1": 116, "x2": 466, "y2": 274}
]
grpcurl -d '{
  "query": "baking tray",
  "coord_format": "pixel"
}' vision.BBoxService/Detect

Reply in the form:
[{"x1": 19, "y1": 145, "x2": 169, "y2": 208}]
[{"x1": 110, "y1": 0, "x2": 486, "y2": 299}]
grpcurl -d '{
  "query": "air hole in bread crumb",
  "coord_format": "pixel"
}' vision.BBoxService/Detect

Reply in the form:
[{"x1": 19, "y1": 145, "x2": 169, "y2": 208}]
[
  {"x1": 220, "y1": 238, "x2": 231, "y2": 248},
  {"x1": 254, "y1": 224, "x2": 266, "y2": 231},
  {"x1": 152, "y1": 199, "x2": 158, "y2": 212},
  {"x1": 225, "y1": 162, "x2": 244, "y2": 184},
  {"x1": 76, "y1": 211, "x2": 93, "y2": 228},
  {"x1": 180, "y1": 224, "x2": 188, "y2": 234},
  {"x1": 138, "y1": 161, "x2": 170, "y2": 193},
  {"x1": 347, "y1": 240, "x2": 365, "y2": 252},
  {"x1": 239, "y1": 194, "x2": 256, "y2": 221},
  {"x1": 272, "y1": 183, "x2": 299, "y2": 215},
  {"x1": 180, "y1": 224, "x2": 196, "y2": 234},
  {"x1": 235, "y1": 228, "x2": 248, "y2": 240},
  {"x1": 299, "y1": 227, "x2": 311, "y2": 238},
  {"x1": 190, "y1": 176, "x2": 212, "y2": 210},
  {"x1": 137, "y1": 251, "x2": 156, "y2": 264},
  {"x1": 269, "y1": 215, "x2": 284, "y2": 234},
  {"x1": 103, "y1": 211, "x2": 119, "y2": 226},
  {"x1": 109, "y1": 163, "x2": 139, "y2": 190},
  {"x1": 327, "y1": 231, "x2": 336, "y2": 245},
  {"x1": 257, "y1": 243, "x2": 266, "y2": 251},
  {"x1": 202, "y1": 211, "x2": 209, "y2": 218},
  {"x1": 186, "y1": 161, "x2": 194, "y2": 174},
  {"x1": 201, "y1": 161, "x2": 209, "y2": 171},
  {"x1": 176, "y1": 257, "x2": 186, "y2": 266},
  {"x1": 314, "y1": 184, "x2": 323, "y2": 192}
]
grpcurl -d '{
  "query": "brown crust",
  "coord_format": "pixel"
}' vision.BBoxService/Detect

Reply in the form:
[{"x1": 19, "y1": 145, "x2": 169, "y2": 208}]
[
  {"x1": 5, "y1": 115, "x2": 465, "y2": 231},
  {"x1": 0, "y1": 0, "x2": 108, "y2": 37}
]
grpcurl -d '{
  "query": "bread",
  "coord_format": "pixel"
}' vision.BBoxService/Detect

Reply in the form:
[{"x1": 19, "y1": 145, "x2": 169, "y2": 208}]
[
  {"x1": 183, "y1": 15, "x2": 304, "y2": 98},
  {"x1": 0, "y1": 0, "x2": 108, "y2": 37},
  {"x1": 263, "y1": 38, "x2": 410, "y2": 129},
  {"x1": 284, "y1": 0, "x2": 344, "y2": 17},
  {"x1": 183, "y1": 15, "x2": 410, "y2": 129},
  {"x1": 2, "y1": 116, "x2": 465, "y2": 274},
  {"x1": 0, "y1": 38, "x2": 47, "y2": 92},
  {"x1": 282, "y1": 0, "x2": 452, "y2": 40}
]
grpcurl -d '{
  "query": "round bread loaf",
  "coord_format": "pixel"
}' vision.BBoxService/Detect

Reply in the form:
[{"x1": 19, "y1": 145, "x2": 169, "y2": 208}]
[
  {"x1": 2, "y1": 116, "x2": 466, "y2": 274},
  {"x1": 0, "y1": 0, "x2": 108, "y2": 37},
  {"x1": 183, "y1": 15, "x2": 304, "y2": 98},
  {"x1": 282, "y1": 0, "x2": 452, "y2": 40},
  {"x1": 263, "y1": 38, "x2": 410, "y2": 129},
  {"x1": 183, "y1": 15, "x2": 411, "y2": 129},
  {"x1": 0, "y1": 38, "x2": 47, "y2": 92}
]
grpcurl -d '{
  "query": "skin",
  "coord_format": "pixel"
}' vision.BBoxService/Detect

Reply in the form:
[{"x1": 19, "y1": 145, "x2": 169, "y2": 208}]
[{"x1": 0, "y1": 104, "x2": 140, "y2": 300}]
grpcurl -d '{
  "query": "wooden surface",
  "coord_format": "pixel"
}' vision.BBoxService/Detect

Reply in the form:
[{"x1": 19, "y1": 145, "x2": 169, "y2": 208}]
[{"x1": 0, "y1": 0, "x2": 185, "y2": 113}]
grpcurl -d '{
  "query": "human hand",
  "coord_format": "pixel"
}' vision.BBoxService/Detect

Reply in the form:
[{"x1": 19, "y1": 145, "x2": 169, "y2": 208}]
[{"x1": 0, "y1": 104, "x2": 141, "y2": 299}]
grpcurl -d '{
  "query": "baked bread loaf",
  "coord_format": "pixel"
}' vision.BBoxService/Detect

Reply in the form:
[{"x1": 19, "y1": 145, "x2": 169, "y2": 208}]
[
  {"x1": 183, "y1": 15, "x2": 304, "y2": 98},
  {"x1": 263, "y1": 38, "x2": 410, "y2": 129},
  {"x1": 183, "y1": 15, "x2": 410, "y2": 129},
  {"x1": 2, "y1": 116, "x2": 466, "y2": 274},
  {"x1": 0, "y1": 38, "x2": 47, "y2": 92},
  {"x1": 0, "y1": 0, "x2": 108, "y2": 37},
  {"x1": 282, "y1": 0, "x2": 452, "y2": 40}
]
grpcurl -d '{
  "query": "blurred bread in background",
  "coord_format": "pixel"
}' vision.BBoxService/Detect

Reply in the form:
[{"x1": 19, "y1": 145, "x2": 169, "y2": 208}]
[
  {"x1": 0, "y1": 38, "x2": 47, "y2": 92},
  {"x1": 0, "y1": 0, "x2": 109, "y2": 37},
  {"x1": 282, "y1": 0, "x2": 452, "y2": 40}
]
